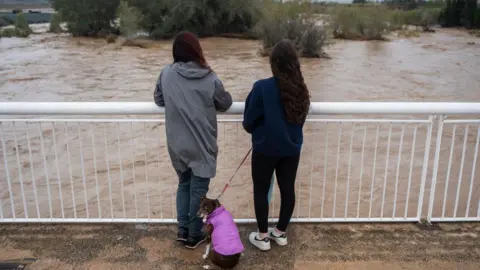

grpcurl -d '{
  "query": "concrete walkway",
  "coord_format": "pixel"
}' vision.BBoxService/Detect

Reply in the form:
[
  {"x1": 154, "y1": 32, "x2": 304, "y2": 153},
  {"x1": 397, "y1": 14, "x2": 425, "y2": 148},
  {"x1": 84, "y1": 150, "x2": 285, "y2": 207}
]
[{"x1": 0, "y1": 223, "x2": 479, "y2": 269}]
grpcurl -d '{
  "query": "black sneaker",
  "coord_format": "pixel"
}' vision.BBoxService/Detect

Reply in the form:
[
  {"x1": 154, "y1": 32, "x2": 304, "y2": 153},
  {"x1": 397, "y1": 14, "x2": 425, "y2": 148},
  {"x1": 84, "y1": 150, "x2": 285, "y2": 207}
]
[
  {"x1": 177, "y1": 231, "x2": 188, "y2": 243},
  {"x1": 185, "y1": 235, "x2": 207, "y2": 249}
]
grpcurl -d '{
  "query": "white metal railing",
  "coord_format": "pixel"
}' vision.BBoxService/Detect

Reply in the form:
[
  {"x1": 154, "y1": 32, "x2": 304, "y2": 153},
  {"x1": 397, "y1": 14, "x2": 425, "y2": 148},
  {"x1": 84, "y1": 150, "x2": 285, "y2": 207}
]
[{"x1": 0, "y1": 102, "x2": 479, "y2": 223}]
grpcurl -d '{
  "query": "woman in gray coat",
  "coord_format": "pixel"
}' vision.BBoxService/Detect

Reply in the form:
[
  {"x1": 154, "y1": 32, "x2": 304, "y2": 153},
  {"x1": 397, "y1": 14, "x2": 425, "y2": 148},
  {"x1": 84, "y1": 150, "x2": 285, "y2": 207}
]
[{"x1": 154, "y1": 31, "x2": 233, "y2": 249}]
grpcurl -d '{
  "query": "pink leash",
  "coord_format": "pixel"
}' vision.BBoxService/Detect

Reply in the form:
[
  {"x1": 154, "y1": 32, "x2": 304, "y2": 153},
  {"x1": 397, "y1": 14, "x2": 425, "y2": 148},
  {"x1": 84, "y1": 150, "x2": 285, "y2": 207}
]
[{"x1": 216, "y1": 148, "x2": 252, "y2": 199}]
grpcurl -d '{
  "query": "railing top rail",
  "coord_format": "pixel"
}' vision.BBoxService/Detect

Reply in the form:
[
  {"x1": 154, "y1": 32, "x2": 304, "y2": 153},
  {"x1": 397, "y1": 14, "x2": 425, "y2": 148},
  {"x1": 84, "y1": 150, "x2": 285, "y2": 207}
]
[{"x1": 1, "y1": 102, "x2": 480, "y2": 115}]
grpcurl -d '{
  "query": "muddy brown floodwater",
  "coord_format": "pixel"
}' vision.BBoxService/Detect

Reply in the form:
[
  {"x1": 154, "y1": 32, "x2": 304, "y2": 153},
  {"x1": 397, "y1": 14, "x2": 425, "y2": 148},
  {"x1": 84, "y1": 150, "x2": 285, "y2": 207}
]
[{"x1": 0, "y1": 25, "x2": 479, "y2": 221}]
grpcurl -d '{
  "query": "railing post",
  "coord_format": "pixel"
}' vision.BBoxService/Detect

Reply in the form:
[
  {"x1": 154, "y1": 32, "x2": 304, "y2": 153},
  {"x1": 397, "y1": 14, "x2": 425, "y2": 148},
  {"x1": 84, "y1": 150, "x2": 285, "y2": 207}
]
[
  {"x1": 417, "y1": 115, "x2": 435, "y2": 221},
  {"x1": 426, "y1": 115, "x2": 445, "y2": 223}
]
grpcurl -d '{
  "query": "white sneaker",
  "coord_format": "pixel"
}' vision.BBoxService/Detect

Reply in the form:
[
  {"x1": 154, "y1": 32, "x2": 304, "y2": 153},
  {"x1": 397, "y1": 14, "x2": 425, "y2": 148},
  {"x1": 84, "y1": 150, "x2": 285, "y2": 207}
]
[
  {"x1": 268, "y1": 228, "x2": 288, "y2": 246},
  {"x1": 249, "y1": 232, "x2": 271, "y2": 251}
]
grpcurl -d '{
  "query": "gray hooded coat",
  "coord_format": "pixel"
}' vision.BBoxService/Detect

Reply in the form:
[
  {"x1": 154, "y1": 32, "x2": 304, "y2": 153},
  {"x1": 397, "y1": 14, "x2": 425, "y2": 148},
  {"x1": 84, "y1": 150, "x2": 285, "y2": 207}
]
[{"x1": 154, "y1": 62, "x2": 233, "y2": 179}]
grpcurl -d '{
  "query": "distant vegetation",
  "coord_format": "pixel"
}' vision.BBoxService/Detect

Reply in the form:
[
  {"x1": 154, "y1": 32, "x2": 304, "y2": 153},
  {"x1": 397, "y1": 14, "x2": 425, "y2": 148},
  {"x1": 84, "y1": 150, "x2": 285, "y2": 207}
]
[
  {"x1": 3, "y1": 0, "x2": 475, "y2": 53},
  {"x1": 127, "y1": 0, "x2": 261, "y2": 39},
  {"x1": 0, "y1": 0, "x2": 49, "y2": 8},
  {"x1": 48, "y1": 0, "x2": 327, "y2": 58},
  {"x1": 46, "y1": 0, "x2": 449, "y2": 40},
  {"x1": 0, "y1": 11, "x2": 51, "y2": 26},
  {"x1": 0, "y1": 11, "x2": 32, "y2": 37},
  {"x1": 48, "y1": 12, "x2": 62, "y2": 33},
  {"x1": 50, "y1": 0, "x2": 120, "y2": 37},
  {"x1": 0, "y1": 0, "x2": 48, "y2": 4},
  {"x1": 331, "y1": 5, "x2": 390, "y2": 40},
  {"x1": 439, "y1": 0, "x2": 480, "y2": 29}
]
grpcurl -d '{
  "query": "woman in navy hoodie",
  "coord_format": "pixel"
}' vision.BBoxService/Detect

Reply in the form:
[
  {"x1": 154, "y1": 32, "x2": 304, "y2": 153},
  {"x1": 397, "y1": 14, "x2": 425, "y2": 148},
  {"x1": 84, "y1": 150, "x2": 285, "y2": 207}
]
[{"x1": 243, "y1": 40, "x2": 310, "y2": 251}]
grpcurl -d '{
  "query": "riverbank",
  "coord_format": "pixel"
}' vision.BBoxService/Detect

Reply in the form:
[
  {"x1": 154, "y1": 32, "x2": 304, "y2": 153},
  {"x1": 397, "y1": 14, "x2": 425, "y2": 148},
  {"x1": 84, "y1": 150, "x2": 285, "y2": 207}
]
[{"x1": 1, "y1": 223, "x2": 479, "y2": 269}]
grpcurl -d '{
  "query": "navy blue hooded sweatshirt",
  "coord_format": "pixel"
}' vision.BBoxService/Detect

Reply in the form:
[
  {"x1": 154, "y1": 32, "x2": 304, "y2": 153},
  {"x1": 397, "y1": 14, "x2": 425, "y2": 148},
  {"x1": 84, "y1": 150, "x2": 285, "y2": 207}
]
[{"x1": 243, "y1": 77, "x2": 305, "y2": 156}]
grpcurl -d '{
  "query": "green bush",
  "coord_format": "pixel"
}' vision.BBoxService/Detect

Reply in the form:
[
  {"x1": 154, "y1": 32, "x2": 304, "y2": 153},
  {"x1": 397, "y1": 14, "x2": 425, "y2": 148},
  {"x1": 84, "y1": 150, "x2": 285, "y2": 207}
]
[
  {"x1": 15, "y1": 12, "x2": 32, "y2": 34},
  {"x1": 128, "y1": 0, "x2": 261, "y2": 39},
  {"x1": 331, "y1": 6, "x2": 390, "y2": 40},
  {"x1": 14, "y1": 28, "x2": 31, "y2": 37},
  {"x1": 419, "y1": 8, "x2": 441, "y2": 30},
  {"x1": 51, "y1": 0, "x2": 120, "y2": 36},
  {"x1": 255, "y1": 0, "x2": 328, "y2": 57},
  {"x1": 257, "y1": 16, "x2": 328, "y2": 58},
  {"x1": 391, "y1": 8, "x2": 441, "y2": 30},
  {"x1": 49, "y1": 13, "x2": 63, "y2": 33},
  {"x1": 0, "y1": 27, "x2": 30, "y2": 38},
  {"x1": 0, "y1": 12, "x2": 33, "y2": 38},
  {"x1": 0, "y1": 28, "x2": 17, "y2": 37},
  {"x1": 391, "y1": 10, "x2": 421, "y2": 27},
  {"x1": 117, "y1": 0, "x2": 142, "y2": 37},
  {"x1": 299, "y1": 22, "x2": 328, "y2": 58}
]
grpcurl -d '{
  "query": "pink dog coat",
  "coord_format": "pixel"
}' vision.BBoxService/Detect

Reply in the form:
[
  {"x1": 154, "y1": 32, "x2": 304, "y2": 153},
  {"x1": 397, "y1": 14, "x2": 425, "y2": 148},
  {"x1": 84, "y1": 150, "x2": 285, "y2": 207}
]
[{"x1": 206, "y1": 206, "x2": 244, "y2": 256}]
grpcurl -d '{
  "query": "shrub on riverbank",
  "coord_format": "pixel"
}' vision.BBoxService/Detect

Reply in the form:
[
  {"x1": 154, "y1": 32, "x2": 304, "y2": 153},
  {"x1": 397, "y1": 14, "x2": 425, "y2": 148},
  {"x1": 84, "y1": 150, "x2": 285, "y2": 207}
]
[
  {"x1": 15, "y1": 12, "x2": 32, "y2": 34},
  {"x1": 127, "y1": 0, "x2": 261, "y2": 39},
  {"x1": 391, "y1": 8, "x2": 441, "y2": 31},
  {"x1": 257, "y1": 0, "x2": 328, "y2": 58},
  {"x1": 0, "y1": 13, "x2": 32, "y2": 38},
  {"x1": 0, "y1": 27, "x2": 30, "y2": 38},
  {"x1": 419, "y1": 8, "x2": 442, "y2": 31},
  {"x1": 48, "y1": 13, "x2": 62, "y2": 33},
  {"x1": 331, "y1": 6, "x2": 390, "y2": 40},
  {"x1": 117, "y1": 0, "x2": 142, "y2": 38},
  {"x1": 51, "y1": 0, "x2": 120, "y2": 37},
  {"x1": 258, "y1": 17, "x2": 328, "y2": 58}
]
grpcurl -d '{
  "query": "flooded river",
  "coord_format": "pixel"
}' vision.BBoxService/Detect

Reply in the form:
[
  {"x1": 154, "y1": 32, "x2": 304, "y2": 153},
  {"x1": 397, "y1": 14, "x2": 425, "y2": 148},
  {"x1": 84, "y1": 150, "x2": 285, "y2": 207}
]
[{"x1": 0, "y1": 26, "x2": 479, "y2": 221}]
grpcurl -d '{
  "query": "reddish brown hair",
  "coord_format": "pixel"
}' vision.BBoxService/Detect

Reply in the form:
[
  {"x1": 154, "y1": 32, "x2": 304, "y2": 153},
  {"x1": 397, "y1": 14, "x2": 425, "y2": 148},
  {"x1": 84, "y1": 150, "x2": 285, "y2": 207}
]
[{"x1": 172, "y1": 31, "x2": 209, "y2": 68}]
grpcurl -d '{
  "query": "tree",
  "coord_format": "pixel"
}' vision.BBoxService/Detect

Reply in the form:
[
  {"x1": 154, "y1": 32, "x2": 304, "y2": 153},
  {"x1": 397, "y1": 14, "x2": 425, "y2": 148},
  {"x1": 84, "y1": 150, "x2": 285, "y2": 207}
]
[
  {"x1": 353, "y1": 0, "x2": 367, "y2": 4},
  {"x1": 51, "y1": 0, "x2": 120, "y2": 36}
]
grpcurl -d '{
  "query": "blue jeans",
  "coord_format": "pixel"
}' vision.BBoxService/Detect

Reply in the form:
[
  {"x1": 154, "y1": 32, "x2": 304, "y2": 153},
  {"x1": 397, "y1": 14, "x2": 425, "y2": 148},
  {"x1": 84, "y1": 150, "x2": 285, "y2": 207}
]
[{"x1": 176, "y1": 169, "x2": 210, "y2": 238}]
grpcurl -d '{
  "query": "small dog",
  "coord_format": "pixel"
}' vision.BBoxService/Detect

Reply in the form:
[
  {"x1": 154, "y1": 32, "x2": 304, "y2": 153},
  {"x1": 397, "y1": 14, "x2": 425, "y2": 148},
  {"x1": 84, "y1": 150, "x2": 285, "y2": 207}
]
[{"x1": 198, "y1": 196, "x2": 244, "y2": 269}]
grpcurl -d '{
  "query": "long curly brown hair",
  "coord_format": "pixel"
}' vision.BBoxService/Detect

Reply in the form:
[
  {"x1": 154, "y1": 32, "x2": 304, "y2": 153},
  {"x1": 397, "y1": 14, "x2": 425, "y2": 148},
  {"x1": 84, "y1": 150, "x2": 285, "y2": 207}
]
[{"x1": 270, "y1": 40, "x2": 310, "y2": 124}]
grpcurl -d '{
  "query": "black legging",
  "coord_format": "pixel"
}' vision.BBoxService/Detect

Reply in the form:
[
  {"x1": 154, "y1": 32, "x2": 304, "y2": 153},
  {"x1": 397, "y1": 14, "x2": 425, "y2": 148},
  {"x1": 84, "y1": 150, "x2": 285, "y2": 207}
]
[{"x1": 252, "y1": 150, "x2": 300, "y2": 233}]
